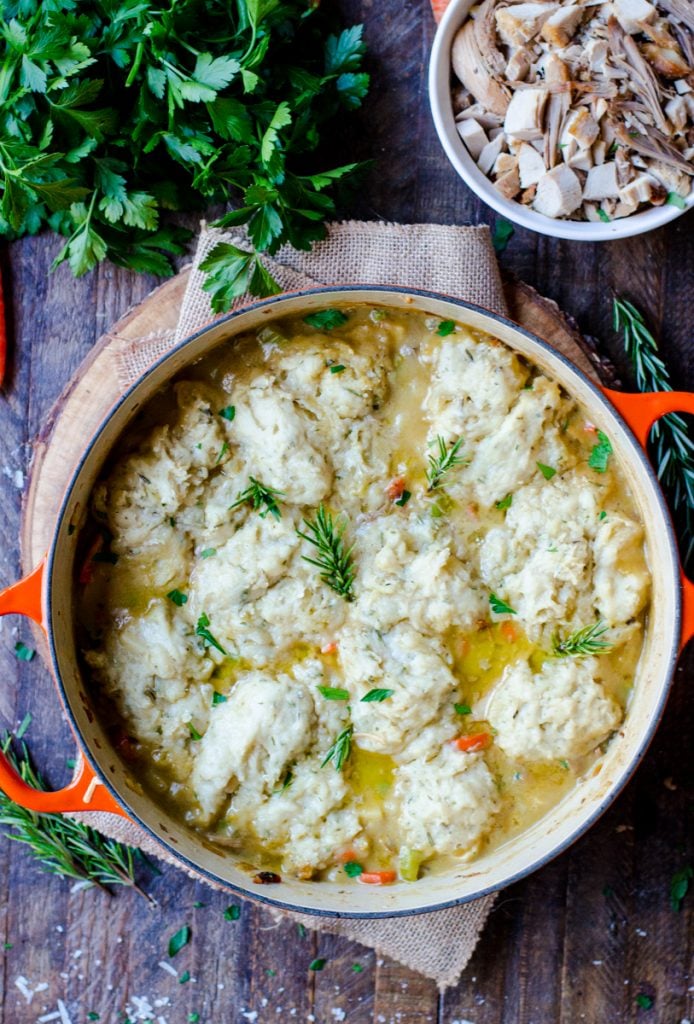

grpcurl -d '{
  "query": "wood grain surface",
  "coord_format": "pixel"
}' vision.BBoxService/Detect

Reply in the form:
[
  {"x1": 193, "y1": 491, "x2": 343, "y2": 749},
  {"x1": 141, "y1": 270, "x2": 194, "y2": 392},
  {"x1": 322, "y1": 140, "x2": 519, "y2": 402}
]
[{"x1": 0, "y1": 1, "x2": 691, "y2": 1022}]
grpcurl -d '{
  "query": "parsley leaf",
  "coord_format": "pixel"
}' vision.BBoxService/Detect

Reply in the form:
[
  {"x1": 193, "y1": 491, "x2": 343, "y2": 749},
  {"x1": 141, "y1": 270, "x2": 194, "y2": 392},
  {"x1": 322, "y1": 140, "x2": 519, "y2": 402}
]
[
  {"x1": 309, "y1": 957, "x2": 326, "y2": 971},
  {"x1": 317, "y1": 685, "x2": 350, "y2": 701},
  {"x1": 168, "y1": 925, "x2": 191, "y2": 957},
  {"x1": 14, "y1": 642, "x2": 35, "y2": 662},
  {"x1": 304, "y1": 309, "x2": 349, "y2": 330},
  {"x1": 492, "y1": 219, "x2": 514, "y2": 253},
  {"x1": 3, "y1": 4, "x2": 368, "y2": 307},
  {"x1": 588, "y1": 431, "x2": 613, "y2": 473},
  {"x1": 394, "y1": 489, "x2": 411, "y2": 507},
  {"x1": 495, "y1": 493, "x2": 512, "y2": 510},
  {"x1": 218, "y1": 406, "x2": 235, "y2": 421},
  {"x1": 536, "y1": 462, "x2": 557, "y2": 480},
  {"x1": 454, "y1": 703, "x2": 471, "y2": 715},
  {"x1": 195, "y1": 613, "x2": 227, "y2": 656},
  {"x1": 670, "y1": 865, "x2": 692, "y2": 911},
  {"x1": 167, "y1": 589, "x2": 188, "y2": 607},
  {"x1": 343, "y1": 861, "x2": 363, "y2": 877},
  {"x1": 489, "y1": 593, "x2": 516, "y2": 616},
  {"x1": 360, "y1": 688, "x2": 394, "y2": 702},
  {"x1": 224, "y1": 904, "x2": 241, "y2": 921},
  {"x1": 436, "y1": 320, "x2": 456, "y2": 337}
]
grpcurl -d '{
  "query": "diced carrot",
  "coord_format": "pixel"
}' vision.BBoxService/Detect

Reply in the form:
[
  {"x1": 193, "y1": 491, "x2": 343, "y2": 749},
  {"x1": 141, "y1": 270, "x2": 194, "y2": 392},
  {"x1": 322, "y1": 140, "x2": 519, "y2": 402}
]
[
  {"x1": 500, "y1": 620, "x2": 519, "y2": 643},
  {"x1": 453, "y1": 733, "x2": 492, "y2": 753},
  {"x1": 466, "y1": 502, "x2": 478, "y2": 520},
  {"x1": 386, "y1": 476, "x2": 406, "y2": 501},
  {"x1": 458, "y1": 637, "x2": 471, "y2": 657},
  {"x1": 321, "y1": 641, "x2": 338, "y2": 655},
  {"x1": 78, "y1": 535, "x2": 104, "y2": 585},
  {"x1": 358, "y1": 870, "x2": 397, "y2": 885},
  {"x1": 337, "y1": 849, "x2": 358, "y2": 864}
]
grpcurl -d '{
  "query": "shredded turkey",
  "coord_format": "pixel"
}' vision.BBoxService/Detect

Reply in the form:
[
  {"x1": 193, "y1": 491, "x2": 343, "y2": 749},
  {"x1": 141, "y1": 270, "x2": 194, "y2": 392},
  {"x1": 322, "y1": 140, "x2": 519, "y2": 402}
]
[{"x1": 450, "y1": 0, "x2": 694, "y2": 220}]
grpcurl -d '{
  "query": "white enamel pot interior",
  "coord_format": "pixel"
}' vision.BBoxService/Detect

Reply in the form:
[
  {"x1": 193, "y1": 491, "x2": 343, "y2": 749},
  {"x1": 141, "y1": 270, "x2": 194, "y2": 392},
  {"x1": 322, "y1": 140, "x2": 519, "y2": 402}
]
[{"x1": 46, "y1": 286, "x2": 682, "y2": 917}]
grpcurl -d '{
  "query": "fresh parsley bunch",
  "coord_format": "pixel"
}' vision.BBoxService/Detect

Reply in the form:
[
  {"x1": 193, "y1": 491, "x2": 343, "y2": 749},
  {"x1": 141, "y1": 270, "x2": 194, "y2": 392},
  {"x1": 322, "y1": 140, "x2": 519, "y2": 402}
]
[{"x1": 0, "y1": 0, "x2": 369, "y2": 308}]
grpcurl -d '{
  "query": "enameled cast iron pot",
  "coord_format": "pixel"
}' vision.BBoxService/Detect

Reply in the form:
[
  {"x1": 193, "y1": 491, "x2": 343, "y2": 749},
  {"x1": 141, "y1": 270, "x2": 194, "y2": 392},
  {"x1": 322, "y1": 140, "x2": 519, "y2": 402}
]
[{"x1": 1, "y1": 286, "x2": 692, "y2": 918}]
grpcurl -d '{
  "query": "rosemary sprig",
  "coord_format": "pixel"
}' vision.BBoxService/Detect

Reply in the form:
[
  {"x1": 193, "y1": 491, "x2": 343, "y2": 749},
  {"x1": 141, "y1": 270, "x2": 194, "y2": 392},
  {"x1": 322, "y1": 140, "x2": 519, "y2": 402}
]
[
  {"x1": 614, "y1": 297, "x2": 694, "y2": 571},
  {"x1": 321, "y1": 726, "x2": 353, "y2": 771},
  {"x1": 426, "y1": 436, "x2": 466, "y2": 490},
  {"x1": 297, "y1": 505, "x2": 356, "y2": 601},
  {"x1": 230, "y1": 477, "x2": 284, "y2": 521},
  {"x1": 0, "y1": 733, "x2": 156, "y2": 902},
  {"x1": 552, "y1": 621, "x2": 612, "y2": 657}
]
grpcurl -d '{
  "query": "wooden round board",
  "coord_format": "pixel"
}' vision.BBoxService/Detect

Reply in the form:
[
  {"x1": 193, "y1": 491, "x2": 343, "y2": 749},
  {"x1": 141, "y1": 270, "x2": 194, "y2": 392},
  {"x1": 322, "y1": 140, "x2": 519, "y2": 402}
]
[{"x1": 20, "y1": 271, "x2": 616, "y2": 577}]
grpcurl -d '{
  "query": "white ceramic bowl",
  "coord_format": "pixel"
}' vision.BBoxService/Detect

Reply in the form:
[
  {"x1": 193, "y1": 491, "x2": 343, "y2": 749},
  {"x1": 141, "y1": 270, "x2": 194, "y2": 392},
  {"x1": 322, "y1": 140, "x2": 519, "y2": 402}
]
[{"x1": 428, "y1": 0, "x2": 694, "y2": 241}]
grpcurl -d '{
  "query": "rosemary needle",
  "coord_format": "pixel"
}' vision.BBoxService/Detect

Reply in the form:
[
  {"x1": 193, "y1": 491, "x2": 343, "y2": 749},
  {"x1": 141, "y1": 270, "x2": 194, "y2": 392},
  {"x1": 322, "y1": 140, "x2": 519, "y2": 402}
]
[
  {"x1": 552, "y1": 621, "x2": 612, "y2": 657},
  {"x1": 297, "y1": 505, "x2": 356, "y2": 601},
  {"x1": 0, "y1": 733, "x2": 156, "y2": 902},
  {"x1": 614, "y1": 297, "x2": 694, "y2": 571},
  {"x1": 426, "y1": 435, "x2": 466, "y2": 490}
]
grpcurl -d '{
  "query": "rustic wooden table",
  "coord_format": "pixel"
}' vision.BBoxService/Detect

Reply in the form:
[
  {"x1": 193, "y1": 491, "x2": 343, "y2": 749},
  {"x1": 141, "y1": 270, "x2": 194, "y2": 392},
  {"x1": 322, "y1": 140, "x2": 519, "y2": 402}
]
[{"x1": 0, "y1": 2, "x2": 692, "y2": 1022}]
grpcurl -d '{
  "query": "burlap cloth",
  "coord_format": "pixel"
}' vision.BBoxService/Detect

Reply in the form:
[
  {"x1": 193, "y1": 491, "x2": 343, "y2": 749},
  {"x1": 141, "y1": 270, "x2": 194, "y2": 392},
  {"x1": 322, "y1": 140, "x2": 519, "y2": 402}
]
[{"x1": 84, "y1": 221, "x2": 509, "y2": 989}]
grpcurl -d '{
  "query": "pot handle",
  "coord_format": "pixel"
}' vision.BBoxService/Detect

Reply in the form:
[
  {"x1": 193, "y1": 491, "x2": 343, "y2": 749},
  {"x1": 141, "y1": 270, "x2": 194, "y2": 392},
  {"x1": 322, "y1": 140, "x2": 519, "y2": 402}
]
[
  {"x1": 601, "y1": 388, "x2": 694, "y2": 649},
  {"x1": 0, "y1": 561, "x2": 126, "y2": 816}
]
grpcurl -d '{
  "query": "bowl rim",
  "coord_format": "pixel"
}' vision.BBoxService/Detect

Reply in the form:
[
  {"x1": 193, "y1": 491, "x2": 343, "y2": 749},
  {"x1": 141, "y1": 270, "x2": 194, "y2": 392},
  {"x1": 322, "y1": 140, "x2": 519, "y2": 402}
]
[
  {"x1": 46, "y1": 284, "x2": 682, "y2": 917},
  {"x1": 428, "y1": 0, "x2": 694, "y2": 241}
]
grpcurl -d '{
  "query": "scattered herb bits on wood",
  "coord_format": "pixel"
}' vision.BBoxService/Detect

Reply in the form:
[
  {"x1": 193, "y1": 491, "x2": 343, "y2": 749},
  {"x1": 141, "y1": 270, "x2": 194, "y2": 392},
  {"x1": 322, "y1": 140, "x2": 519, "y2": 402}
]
[
  {"x1": 0, "y1": 2, "x2": 369, "y2": 311},
  {"x1": 168, "y1": 925, "x2": 191, "y2": 957},
  {"x1": 13, "y1": 642, "x2": 35, "y2": 662},
  {"x1": 309, "y1": 957, "x2": 326, "y2": 971}
]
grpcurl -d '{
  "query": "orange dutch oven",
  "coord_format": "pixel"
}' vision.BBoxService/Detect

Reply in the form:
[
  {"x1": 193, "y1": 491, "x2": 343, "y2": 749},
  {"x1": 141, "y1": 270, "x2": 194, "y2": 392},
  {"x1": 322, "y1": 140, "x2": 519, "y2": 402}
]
[{"x1": 0, "y1": 286, "x2": 692, "y2": 917}]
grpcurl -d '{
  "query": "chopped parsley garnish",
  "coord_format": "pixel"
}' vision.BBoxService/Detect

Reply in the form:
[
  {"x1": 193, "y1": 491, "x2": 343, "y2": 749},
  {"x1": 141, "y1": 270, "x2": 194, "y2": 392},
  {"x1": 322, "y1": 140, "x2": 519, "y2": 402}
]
[
  {"x1": 297, "y1": 505, "x2": 355, "y2": 602},
  {"x1": 360, "y1": 688, "x2": 394, "y2": 702},
  {"x1": 224, "y1": 904, "x2": 241, "y2": 921},
  {"x1": 167, "y1": 589, "x2": 188, "y2": 607},
  {"x1": 304, "y1": 309, "x2": 348, "y2": 330},
  {"x1": 552, "y1": 621, "x2": 612, "y2": 657},
  {"x1": 321, "y1": 725, "x2": 353, "y2": 771},
  {"x1": 427, "y1": 435, "x2": 466, "y2": 490},
  {"x1": 218, "y1": 406, "x2": 236, "y2": 421},
  {"x1": 597, "y1": 208, "x2": 611, "y2": 223},
  {"x1": 344, "y1": 861, "x2": 363, "y2": 877},
  {"x1": 87, "y1": 1015, "x2": 100, "y2": 1022},
  {"x1": 188, "y1": 723, "x2": 202, "y2": 741},
  {"x1": 168, "y1": 516, "x2": 177, "y2": 527},
  {"x1": 588, "y1": 430, "x2": 613, "y2": 473},
  {"x1": 231, "y1": 476, "x2": 284, "y2": 520},
  {"x1": 277, "y1": 768, "x2": 293, "y2": 792},
  {"x1": 297, "y1": 924, "x2": 307, "y2": 938},
  {"x1": 489, "y1": 593, "x2": 516, "y2": 616},
  {"x1": 635, "y1": 993, "x2": 653, "y2": 1010},
  {"x1": 309, "y1": 957, "x2": 327, "y2": 971},
  {"x1": 189, "y1": 1014, "x2": 200, "y2": 1023},
  {"x1": 212, "y1": 692, "x2": 228, "y2": 706},
  {"x1": 666, "y1": 191, "x2": 687, "y2": 210},
  {"x1": 330, "y1": 364, "x2": 346, "y2": 374},
  {"x1": 179, "y1": 971, "x2": 191, "y2": 984},
  {"x1": 454, "y1": 703, "x2": 472, "y2": 716},
  {"x1": 536, "y1": 462, "x2": 557, "y2": 480},
  {"x1": 317, "y1": 685, "x2": 350, "y2": 701},
  {"x1": 495, "y1": 493, "x2": 512, "y2": 511},
  {"x1": 168, "y1": 925, "x2": 191, "y2": 958},
  {"x1": 559, "y1": 759, "x2": 570, "y2": 770},
  {"x1": 670, "y1": 865, "x2": 692, "y2": 911},
  {"x1": 215, "y1": 441, "x2": 229, "y2": 464},
  {"x1": 200, "y1": 548, "x2": 217, "y2": 559},
  {"x1": 394, "y1": 489, "x2": 411, "y2": 507},
  {"x1": 352, "y1": 963, "x2": 364, "y2": 972},
  {"x1": 492, "y1": 218, "x2": 514, "y2": 254},
  {"x1": 14, "y1": 642, "x2": 35, "y2": 662},
  {"x1": 599, "y1": 510, "x2": 607, "y2": 520},
  {"x1": 436, "y1": 320, "x2": 456, "y2": 337},
  {"x1": 195, "y1": 613, "x2": 227, "y2": 656}
]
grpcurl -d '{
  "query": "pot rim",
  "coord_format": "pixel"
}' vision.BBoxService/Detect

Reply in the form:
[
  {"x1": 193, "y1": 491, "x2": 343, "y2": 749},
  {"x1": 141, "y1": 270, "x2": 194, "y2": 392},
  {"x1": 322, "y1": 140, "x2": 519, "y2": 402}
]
[{"x1": 45, "y1": 284, "x2": 682, "y2": 917}]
